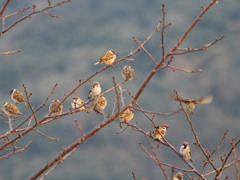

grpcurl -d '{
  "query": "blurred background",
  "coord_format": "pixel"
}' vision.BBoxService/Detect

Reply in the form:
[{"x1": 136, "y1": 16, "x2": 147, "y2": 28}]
[{"x1": 0, "y1": 0, "x2": 239, "y2": 179}]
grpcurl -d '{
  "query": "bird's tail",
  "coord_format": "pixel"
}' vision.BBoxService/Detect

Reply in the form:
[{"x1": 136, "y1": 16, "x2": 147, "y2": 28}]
[
  {"x1": 133, "y1": 75, "x2": 137, "y2": 80},
  {"x1": 24, "y1": 102, "x2": 29, "y2": 107},
  {"x1": 147, "y1": 131, "x2": 153, "y2": 138},
  {"x1": 201, "y1": 95, "x2": 213, "y2": 104},
  {"x1": 85, "y1": 106, "x2": 94, "y2": 113},
  {"x1": 93, "y1": 61, "x2": 99, "y2": 65},
  {"x1": 167, "y1": 93, "x2": 178, "y2": 101}
]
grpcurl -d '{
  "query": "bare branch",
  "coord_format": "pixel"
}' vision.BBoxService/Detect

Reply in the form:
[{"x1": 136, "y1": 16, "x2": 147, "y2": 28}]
[
  {"x1": 0, "y1": 0, "x2": 71, "y2": 35},
  {"x1": 0, "y1": 0, "x2": 10, "y2": 16},
  {"x1": 214, "y1": 139, "x2": 240, "y2": 179},
  {"x1": 0, "y1": 49, "x2": 22, "y2": 55},
  {"x1": 232, "y1": 139, "x2": 239, "y2": 180},
  {"x1": 33, "y1": 129, "x2": 59, "y2": 141},
  {"x1": 171, "y1": 35, "x2": 225, "y2": 55},
  {"x1": 163, "y1": 63, "x2": 203, "y2": 73},
  {"x1": 74, "y1": 120, "x2": 85, "y2": 137},
  {"x1": 133, "y1": 36, "x2": 157, "y2": 65},
  {"x1": 0, "y1": 140, "x2": 32, "y2": 160},
  {"x1": 205, "y1": 159, "x2": 240, "y2": 177},
  {"x1": 132, "y1": 172, "x2": 138, "y2": 180}
]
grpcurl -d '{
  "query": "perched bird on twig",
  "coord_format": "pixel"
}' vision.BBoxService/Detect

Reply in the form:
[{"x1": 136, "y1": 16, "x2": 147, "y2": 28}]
[
  {"x1": 10, "y1": 89, "x2": 28, "y2": 107},
  {"x1": 71, "y1": 96, "x2": 85, "y2": 112},
  {"x1": 148, "y1": 124, "x2": 169, "y2": 141},
  {"x1": 49, "y1": 99, "x2": 63, "y2": 116},
  {"x1": 2, "y1": 102, "x2": 22, "y2": 117},
  {"x1": 121, "y1": 65, "x2": 137, "y2": 81},
  {"x1": 119, "y1": 107, "x2": 134, "y2": 123},
  {"x1": 86, "y1": 96, "x2": 107, "y2": 113},
  {"x1": 173, "y1": 172, "x2": 183, "y2": 180},
  {"x1": 168, "y1": 94, "x2": 213, "y2": 114},
  {"x1": 94, "y1": 50, "x2": 117, "y2": 66},
  {"x1": 88, "y1": 81, "x2": 101, "y2": 99},
  {"x1": 179, "y1": 141, "x2": 193, "y2": 162}
]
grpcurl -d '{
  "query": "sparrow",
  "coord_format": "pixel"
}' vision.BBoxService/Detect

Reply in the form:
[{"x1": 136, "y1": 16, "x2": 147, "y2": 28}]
[
  {"x1": 93, "y1": 50, "x2": 117, "y2": 66},
  {"x1": 87, "y1": 96, "x2": 107, "y2": 113},
  {"x1": 179, "y1": 141, "x2": 193, "y2": 162},
  {"x1": 49, "y1": 99, "x2": 63, "y2": 116},
  {"x1": 121, "y1": 65, "x2": 137, "y2": 81},
  {"x1": 71, "y1": 96, "x2": 85, "y2": 112},
  {"x1": 168, "y1": 94, "x2": 213, "y2": 114},
  {"x1": 10, "y1": 89, "x2": 28, "y2": 107},
  {"x1": 119, "y1": 107, "x2": 134, "y2": 123},
  {"x1": 88, "y1": 81, "x2": 101, "y2": 99},
  {"x1": 173, "y1": 172, "x2": 183, "y2": 180},
  {"x1": 149, "y1": 124, "x2": 169, "y2": 141},
  {"x1": 2, "y1": 102, "x2": 22, "y2": 117}
]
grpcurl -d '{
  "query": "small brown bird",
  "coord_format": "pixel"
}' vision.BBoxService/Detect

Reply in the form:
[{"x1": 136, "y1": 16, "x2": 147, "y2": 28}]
[
  {"x1": 168, "y1": 94, "x2": 213, "y2": 114},
  {"x1": 10, "y1": 89, "x2": 28, "y2": 107},
  {"x1": 119, "y1": 107, "x2": 134, "y2": 123},
  {"x1": 173, "y1": 172, "x2": 183, "y2": 180},
  {"x1": 71, "y1": 96, "x2": 85, "y2": 112},
  {"x1": 87, "y1": 96, "x2": 107, "y2": 113},
  {"x1": 121, "y1": 65, "x2": 137, "y2": 81},
  {"x1": 49, "y1": 99, "x2": 63, "y2": 116},
  {"x1": 180, "y1": 141, "x2": 193, "y2": 162},
  {"x1": 94, "y1": 50, "x2": 117, "y2": 66},
  {"x1": 149, "y1": 124, "x2": 169, "y2": 141},
  {"x1": 2, "y1": 102, "x2": 22, "y2": 117},
  {"x1": 88, "y1": 81, "x2": 102, "y2": 99}
]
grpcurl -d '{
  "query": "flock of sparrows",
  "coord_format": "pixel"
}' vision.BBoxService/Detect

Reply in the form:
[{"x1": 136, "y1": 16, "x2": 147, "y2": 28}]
[{"x1": 1, "y1": 50, "x2": 213, "y2": 179}]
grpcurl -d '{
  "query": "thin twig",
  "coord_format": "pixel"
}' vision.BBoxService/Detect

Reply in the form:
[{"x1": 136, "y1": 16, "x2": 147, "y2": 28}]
[
  {"x1": 39, "y1": 147, "x2": 78, "y2": 180},
  {"x1": 23, "y1": 84, "x2": 38, "y2": 124},
  {"x1": 33, "y1": 129, "x2": 59, "y2": 141},
  {"x1": 232, "y1": 139, "x2": 239, "y2": 180},
  {"x1": 0, "y1": 49, "x2": 22, "y2": 55},
  {"x1": 0, "y1": 141, "x2": 32, "y2": 160},
  {"x1": 171, "y1": 35, "x2": 225, "y2": 55},
  {"x1": 201, "y1": 131, "x2": 228, "y2": 174},
  {"x1": 214, "y1": 139, "x2": 240, "y2": 179},
  {"x1": 132, "y1": 172, "x2": 138, "y2": 180},
  {"x1": 0, "y1": 0, "x2": 71, "y2": 35},
  {"x1": 163, "y1": 63, "x2": 203, "y2": 73},
  {"x1": 112, "y1": 77, "x2": 121, "y2": 113},
  {"x1": 145, "y1": 136, "x2": 170, "y2": 180},
  {"x1": 133, "y1": 107, "x2": 182, "y2": 116},
  {"x1": 204, "y1": 159, "x2": 240, "y2": 177},
  {"x1": 74, "y1": 120, "x2": 85, "y2": 137},
  {"x1": 133, "y1": 36, "x2": 157, "y2": 65}
]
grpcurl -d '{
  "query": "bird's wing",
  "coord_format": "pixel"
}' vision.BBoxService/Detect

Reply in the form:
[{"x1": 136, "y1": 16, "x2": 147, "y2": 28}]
[
  {"x1": 168, "y1": 94, "x2": 192, "y2": 103},
  {"x1": 192, "y1": 95, "x2": 213, "y2": 104}
]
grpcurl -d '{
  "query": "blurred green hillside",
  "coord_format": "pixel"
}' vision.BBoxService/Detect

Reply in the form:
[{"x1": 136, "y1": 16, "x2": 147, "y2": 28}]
[{"x1": 0, "y1": 0, "x2": 239, "y2": 179}]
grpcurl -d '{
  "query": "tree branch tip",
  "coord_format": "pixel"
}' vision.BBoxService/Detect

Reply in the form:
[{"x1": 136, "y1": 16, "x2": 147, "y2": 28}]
[{"x1": 167, "y1": 22, "x2": 172, "y2": 27}]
